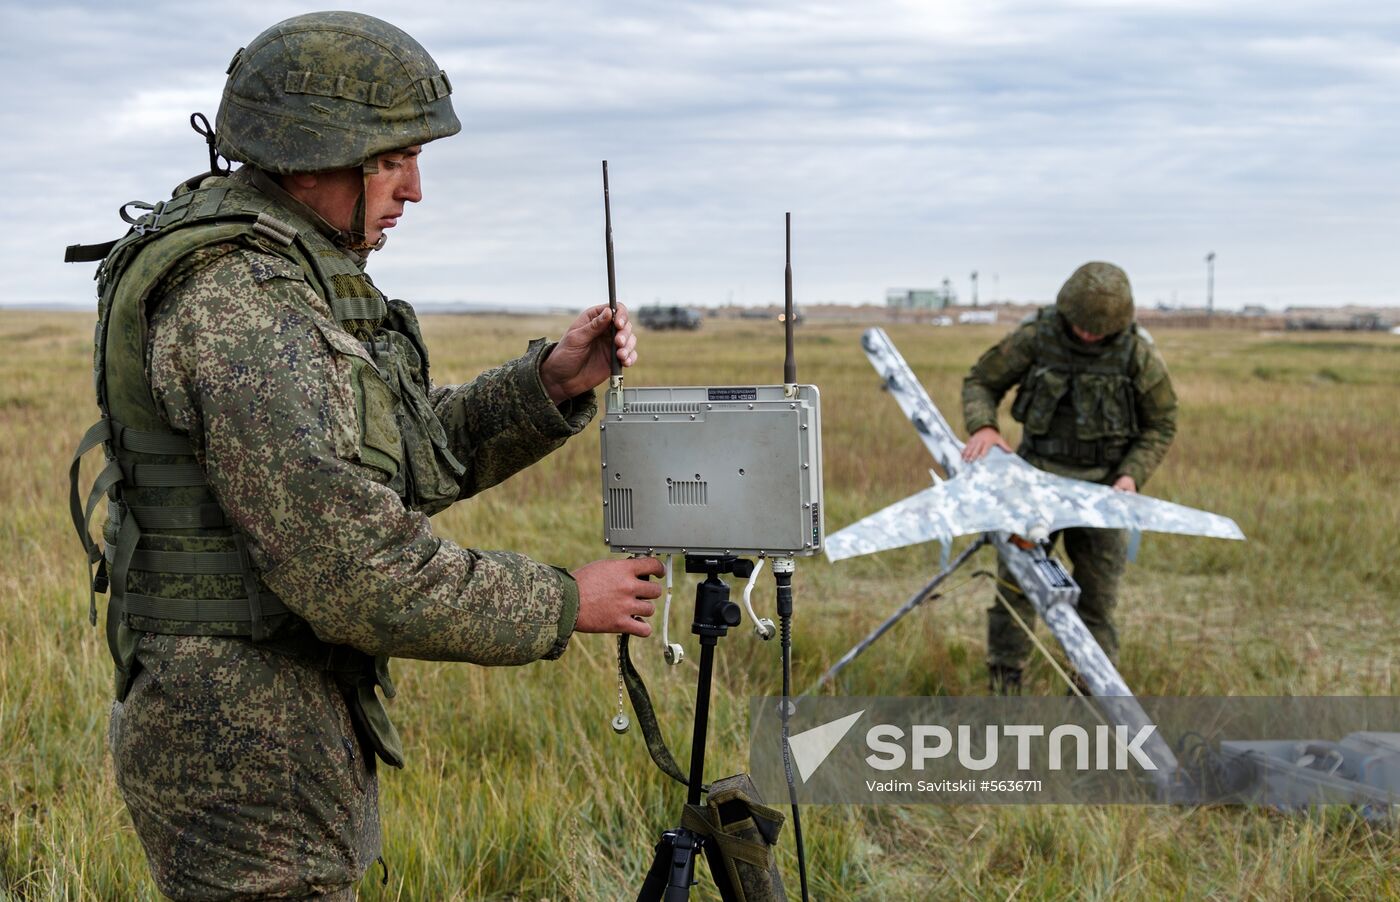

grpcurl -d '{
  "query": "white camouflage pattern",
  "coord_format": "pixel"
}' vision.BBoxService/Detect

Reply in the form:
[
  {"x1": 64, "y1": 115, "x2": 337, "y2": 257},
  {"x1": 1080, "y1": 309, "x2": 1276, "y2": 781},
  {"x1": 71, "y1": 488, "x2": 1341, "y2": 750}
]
[{"x1": 825, "y1": 328, "x2": 1245, "y2": 562}]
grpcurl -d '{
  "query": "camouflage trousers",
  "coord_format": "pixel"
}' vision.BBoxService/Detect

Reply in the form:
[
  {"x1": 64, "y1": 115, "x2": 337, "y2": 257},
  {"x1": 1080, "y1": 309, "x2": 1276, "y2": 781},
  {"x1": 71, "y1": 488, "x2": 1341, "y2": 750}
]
[
  {"x1": 987, "y1": 526, "x2": 1128, "y2": 670},
  {"x1": 109, "y1": 634, "x2": 380, "y2": 901}
]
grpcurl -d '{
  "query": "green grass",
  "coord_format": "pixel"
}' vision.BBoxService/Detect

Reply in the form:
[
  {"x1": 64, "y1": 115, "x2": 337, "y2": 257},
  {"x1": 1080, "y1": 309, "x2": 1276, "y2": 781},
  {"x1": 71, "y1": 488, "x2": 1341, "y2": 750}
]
[{"x1": 2, "y1": 312, "x2": 1398, "y2": 899}]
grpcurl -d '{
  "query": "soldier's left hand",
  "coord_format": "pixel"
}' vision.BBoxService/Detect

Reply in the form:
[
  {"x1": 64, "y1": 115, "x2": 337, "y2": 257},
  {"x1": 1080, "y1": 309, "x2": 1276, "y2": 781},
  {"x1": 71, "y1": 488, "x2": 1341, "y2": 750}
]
[
  {"x1": 1112, "y1": 475, "x2": 1137, "y2": 493},
  {"x1": 540, "y1": 303, "x2": 638, "y2": 403}
]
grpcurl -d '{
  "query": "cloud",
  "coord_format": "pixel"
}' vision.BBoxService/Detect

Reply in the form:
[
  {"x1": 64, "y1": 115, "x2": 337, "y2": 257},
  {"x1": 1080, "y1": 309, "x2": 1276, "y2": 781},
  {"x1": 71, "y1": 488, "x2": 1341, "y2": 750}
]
[{"x1": 8, "y1": 0, "x2": 1400, "y2": 309}]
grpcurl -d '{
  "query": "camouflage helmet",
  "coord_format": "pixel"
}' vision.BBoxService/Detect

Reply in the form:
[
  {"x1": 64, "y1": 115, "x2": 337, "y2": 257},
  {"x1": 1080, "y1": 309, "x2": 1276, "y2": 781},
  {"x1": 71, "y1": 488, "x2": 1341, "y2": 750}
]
[
  {"x1": 215, "y1": 12, "x2": 461, "y2": 174},
  {"x1": 1056, "y1": 262, "x2": 1135, "y2": 335}
]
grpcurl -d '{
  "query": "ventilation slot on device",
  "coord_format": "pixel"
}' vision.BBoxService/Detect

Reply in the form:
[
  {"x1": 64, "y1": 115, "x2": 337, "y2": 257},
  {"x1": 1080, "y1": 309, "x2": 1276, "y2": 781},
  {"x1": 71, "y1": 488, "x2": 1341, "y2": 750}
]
[
  {"x1": 608, "y1": 488, "x2": 634, "y2": 529},
  {"x1": 628, "y1": 402, "x2": 703, "y2": 415},
  {"x1": 668, "y1": 481, "x2": 709, "y2": 506}
]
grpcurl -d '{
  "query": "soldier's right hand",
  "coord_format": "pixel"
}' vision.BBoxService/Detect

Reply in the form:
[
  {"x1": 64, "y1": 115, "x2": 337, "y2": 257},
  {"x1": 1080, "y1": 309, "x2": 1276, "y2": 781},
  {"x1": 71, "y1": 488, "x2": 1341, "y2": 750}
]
[
  {"x1": 962, "y1": 426, "x2": 1012, "y2": 462},
  {"x1": 572, "y1": 557, "x2": 665, "y2": 637}
]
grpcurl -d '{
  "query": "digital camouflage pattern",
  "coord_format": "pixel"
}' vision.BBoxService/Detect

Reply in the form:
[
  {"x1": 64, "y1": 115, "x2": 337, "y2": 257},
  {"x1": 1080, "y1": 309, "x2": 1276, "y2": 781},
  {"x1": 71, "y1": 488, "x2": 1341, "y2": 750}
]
[
  {"x1": 819, "y1": 329, "x2": 1227, "y2": 683},
  {"x1": 824, "y1": 329, "x2": 1236, "y2": 563},
  {"x1": 105, "y1": 172, "x2": 593, "y2": 899},
  {"x1": 1055, "y1": 261, "x2": 1135, "y2": 337},
  {"x1": 820, "y1": 330, "x2": 1194, "y2": 776},
  {"x1": 962, "y1": 307, "x2": 1177, "y2": 489},
  {"x1": 822, "y1": 447, "x2": 1244, "y2": 562},
  {"x1": 989, "y1": 531, "x2": 1181, "y2": 779},
  {"x1": 989, "y1": 525, "x2": 1127, "y2": 667},
  {"x1": 216, "y1": 12, "x2": 461, "y2": 174},
  {"x1": 110, "y1": 634, "x2": 379, "y2": 900},
  {"x1": 962, "y1": 304, "x2": 1175, "y2": 670}
]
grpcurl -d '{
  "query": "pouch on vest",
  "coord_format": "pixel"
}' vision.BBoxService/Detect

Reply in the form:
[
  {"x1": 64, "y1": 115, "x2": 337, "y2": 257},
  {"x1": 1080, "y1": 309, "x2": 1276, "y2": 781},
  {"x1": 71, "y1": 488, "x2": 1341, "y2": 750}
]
[
  {"x1": 351, "y1": 357, "x2": 405, "y2": 481},
  {"x1": 362, "y1": 330, "x2": 465, "y2": 515},
  {"x1": 680, "y1": 773, "x2": 787, "y2": 902},
  {"x1": 330, "y1": 650, "x2": 405, "y2": 768},
  {"x1": 1072, "y1": 372, "x2": 1138, "y2": 441},
  {"x1": 1011, "y1": 367, "x2": 1071, "y2": 436}
]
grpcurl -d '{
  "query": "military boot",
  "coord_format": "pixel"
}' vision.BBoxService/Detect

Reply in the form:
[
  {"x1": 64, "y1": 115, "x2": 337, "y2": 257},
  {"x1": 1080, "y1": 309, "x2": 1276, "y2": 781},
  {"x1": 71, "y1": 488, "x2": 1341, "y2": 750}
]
[{"x1": 988, "y1": 665, "x2": 1023, "y2": 696}]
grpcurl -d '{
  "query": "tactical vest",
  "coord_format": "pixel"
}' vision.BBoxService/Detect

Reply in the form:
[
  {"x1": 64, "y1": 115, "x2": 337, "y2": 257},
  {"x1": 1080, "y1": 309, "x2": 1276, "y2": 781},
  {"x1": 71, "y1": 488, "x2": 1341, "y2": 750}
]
[
  {"x1": 1009, "y1": 309, "x2": 1140, "y2": 467},
  {"x1": 67, "y1": 173, "x2": 467, "y2": 767}
]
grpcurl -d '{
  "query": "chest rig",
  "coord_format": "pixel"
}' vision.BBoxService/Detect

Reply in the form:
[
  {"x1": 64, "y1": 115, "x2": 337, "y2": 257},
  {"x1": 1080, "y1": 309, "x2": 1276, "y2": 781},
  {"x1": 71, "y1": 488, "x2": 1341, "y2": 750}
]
[
  {"x1": 66, "y1": 175, "x2": 464, "y2": 766},
  {"x1": 1009, "y1": 309, "x2": 1140, "y2": 468}
]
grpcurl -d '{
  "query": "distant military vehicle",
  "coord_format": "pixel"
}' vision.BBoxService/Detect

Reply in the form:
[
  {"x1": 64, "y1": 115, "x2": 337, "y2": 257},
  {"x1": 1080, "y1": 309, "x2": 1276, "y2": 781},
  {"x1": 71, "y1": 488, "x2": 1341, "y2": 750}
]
[{"x1": 636, "y1": 305, "x2": 702, "y2": 330}]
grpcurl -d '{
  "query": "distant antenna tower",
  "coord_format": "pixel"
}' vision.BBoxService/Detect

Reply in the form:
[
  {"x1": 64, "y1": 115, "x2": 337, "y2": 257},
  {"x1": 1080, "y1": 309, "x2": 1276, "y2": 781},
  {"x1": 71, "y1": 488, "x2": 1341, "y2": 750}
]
[
  {"x1": 970, "y1": 270, "x2": 979, "y2": 307},
  {"x1": 1205, "y1": 252, "x2": 1216, "y2": 316}
]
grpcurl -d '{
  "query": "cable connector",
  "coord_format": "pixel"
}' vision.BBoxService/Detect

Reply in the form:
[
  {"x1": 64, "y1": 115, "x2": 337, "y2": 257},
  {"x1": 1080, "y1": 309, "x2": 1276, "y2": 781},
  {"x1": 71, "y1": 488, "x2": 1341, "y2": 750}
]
[
  {"x1": 660, "y1": 554, "x2": 684, "y2": 664},
  {"x1": 608, "y1": 374, "x2": 625, "y2": 412},
  {"x1": 742, "y1": 557, "x2": 775, "y2": 640}
]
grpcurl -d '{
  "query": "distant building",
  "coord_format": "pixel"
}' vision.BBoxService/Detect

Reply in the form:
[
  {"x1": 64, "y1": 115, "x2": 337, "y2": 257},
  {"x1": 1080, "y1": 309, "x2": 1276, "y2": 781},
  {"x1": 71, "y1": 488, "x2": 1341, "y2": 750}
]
[
  {"x1": 1284, "y1": 308, "x2": 1390, "y2": 332},
  {"x1": 886, "y1": 284, "x2": 956, "y2": 309}
]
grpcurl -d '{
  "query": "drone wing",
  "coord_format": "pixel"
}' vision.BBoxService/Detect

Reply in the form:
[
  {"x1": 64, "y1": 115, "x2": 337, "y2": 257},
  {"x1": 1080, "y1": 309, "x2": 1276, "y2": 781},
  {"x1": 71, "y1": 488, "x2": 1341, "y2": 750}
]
[
  {"x1": 860, "y1": 327, "x2": 965, "y2": 475},
  {"x1": 826, "y1": 449, "x2": 1244, "y2": 562}
]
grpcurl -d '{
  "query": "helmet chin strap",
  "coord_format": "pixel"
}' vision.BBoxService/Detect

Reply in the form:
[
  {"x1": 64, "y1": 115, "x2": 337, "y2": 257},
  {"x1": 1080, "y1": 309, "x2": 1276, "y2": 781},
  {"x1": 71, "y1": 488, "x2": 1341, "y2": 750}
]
[{"x1": 345, "y1": 157, "x2": 386, "y2": 253}]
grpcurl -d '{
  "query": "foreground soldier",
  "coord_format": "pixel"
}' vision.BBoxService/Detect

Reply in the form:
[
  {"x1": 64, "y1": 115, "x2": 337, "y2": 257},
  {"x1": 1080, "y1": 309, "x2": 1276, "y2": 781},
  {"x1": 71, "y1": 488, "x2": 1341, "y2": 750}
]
[
  {"x1": 68, "y1": 12, "x2": 663, "y2": 899},
  {"x1": 960, "y1": 262, "x2": 1178, "y2": 694}
]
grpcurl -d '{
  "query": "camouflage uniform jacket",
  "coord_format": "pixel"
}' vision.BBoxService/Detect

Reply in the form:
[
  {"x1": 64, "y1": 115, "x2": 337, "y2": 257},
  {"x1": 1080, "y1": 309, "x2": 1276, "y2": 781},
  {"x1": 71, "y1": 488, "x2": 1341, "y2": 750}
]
[
  {"x1": 961, "y1": 309, "x2": 1177, "y2": 487},
  {"x1": 108, "y1": 171, "x2": 593, "y2": 899}
]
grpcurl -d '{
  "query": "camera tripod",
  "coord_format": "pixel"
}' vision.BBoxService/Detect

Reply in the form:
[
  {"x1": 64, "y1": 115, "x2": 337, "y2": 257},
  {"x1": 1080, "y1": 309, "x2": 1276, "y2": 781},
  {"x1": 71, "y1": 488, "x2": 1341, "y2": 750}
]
[{"x1": 635, "y1": 555, "x2": 750, "y2": 902}]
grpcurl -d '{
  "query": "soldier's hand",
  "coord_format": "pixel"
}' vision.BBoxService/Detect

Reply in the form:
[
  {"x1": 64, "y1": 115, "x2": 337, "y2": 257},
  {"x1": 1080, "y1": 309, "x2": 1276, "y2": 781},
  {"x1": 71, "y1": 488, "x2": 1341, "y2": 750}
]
[
  {"x1": 962, "y1": 426, "x2": 1012, "y2": 462},
  {"x1": 1112, "y1": 475, "x2": 1137, "y2": 493},
  {"x1": 540, "y1": 303, "x2": 638, "y2": 403},
  {"x1": 571, "y1": 556, "x2": 664, "y2": 637}
]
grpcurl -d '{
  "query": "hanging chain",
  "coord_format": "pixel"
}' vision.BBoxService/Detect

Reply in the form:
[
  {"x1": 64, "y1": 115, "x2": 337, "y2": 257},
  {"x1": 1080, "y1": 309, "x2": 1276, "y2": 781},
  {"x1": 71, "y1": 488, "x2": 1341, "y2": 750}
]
[{"x1": 611, "y1": 635, "x2": 630, "y2": 733}]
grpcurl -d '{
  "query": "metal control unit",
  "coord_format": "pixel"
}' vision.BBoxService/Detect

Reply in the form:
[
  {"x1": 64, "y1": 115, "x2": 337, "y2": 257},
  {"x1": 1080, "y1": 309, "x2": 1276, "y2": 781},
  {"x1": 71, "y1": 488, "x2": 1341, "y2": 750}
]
[{"x1": 600, "y1": 384, "x2": 823, "y2": 557}]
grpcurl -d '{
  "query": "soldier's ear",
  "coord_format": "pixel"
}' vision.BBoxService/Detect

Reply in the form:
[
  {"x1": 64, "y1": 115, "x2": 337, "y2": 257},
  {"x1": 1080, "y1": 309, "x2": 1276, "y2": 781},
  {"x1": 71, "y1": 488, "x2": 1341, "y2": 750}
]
[{"x1": 284, "y1": 172, "x2": 320, "y2": 191}]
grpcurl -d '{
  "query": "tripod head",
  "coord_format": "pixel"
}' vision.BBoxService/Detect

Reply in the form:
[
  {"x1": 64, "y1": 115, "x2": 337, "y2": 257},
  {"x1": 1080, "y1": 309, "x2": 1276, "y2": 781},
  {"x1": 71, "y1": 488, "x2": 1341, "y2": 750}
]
[
  {"x1": 683, "y1": 555, "x2": 751, "y2": 639},
  {"x1": 684, "y1": 555, "x2": 755, "y2": 578}
]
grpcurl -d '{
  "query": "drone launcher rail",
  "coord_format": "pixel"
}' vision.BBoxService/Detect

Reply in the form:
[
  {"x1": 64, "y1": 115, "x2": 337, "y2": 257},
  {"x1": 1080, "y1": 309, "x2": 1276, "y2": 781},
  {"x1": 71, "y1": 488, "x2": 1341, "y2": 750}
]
[{"x1": 600, "y1": 384, "x2": 823, "y2": 556}]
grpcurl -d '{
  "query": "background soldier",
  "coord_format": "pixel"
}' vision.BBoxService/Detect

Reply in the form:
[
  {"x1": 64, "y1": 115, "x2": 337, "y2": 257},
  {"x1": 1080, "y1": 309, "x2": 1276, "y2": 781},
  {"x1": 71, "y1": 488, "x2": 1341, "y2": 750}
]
[
  {"x1": 960, "y1": 262, "x2": 1178, "y2": 694},
  {"x1": 71, "y1": 12, "x2": 662, "y2": 899}
]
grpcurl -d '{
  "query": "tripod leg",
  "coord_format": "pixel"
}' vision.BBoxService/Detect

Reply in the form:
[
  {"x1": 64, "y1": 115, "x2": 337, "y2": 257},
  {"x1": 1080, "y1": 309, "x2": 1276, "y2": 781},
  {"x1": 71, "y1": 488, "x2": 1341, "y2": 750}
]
[
  {"x1": 662, "y1": 829, "x2": 700, "y2": 902},
  {"x1": 636, "y1": 833, "x2": 674, "y2": 902},
  {"x1": 636, "y1": 830, "x2": 700, "y2": 902}
]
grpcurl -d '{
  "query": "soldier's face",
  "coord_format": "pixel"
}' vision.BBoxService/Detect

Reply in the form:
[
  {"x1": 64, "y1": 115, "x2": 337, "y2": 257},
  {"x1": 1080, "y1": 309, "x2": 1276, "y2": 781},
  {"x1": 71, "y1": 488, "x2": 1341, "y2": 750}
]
[
  {"x1": 284, "y1": 147, "x2": 424, "y2": 245},
  {"x1": 362, "y1": 146, "x2": 423, "y2": 244},
  {"x1": 1070, "y1": 324, "x2": 1107, "y2": 344}
]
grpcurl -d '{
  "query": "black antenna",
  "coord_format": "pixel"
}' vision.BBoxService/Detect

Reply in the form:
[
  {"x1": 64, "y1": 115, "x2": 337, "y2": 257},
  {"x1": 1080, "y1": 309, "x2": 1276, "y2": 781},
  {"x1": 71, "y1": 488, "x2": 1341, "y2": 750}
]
[
  {"x1": 603, "y1": 161, "x2": 621, "y2": 380},
  {"x1": 784, "y1": 212, "x2": 796, "y2": 385}
]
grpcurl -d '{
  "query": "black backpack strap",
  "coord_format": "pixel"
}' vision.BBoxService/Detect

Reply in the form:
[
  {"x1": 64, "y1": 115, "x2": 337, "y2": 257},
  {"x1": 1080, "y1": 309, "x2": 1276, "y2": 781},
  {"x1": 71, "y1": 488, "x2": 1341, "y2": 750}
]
[{"x1": 65, "y1": 240, "x2": 120, "y2": 264}]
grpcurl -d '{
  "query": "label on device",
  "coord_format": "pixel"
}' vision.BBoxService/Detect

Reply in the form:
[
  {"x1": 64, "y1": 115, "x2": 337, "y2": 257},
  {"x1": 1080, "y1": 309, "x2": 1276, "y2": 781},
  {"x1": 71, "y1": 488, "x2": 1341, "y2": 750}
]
[{"x1": 707, "y1": 387, "x2": 758, "y2": 402}]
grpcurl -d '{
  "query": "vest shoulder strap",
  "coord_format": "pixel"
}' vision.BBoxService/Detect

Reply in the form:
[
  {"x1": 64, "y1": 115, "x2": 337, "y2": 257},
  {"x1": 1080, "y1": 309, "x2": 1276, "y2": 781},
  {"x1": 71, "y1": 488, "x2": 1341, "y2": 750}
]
[{"x1": 1029, "y1": 310, "x2": 1135, "y2": 376}]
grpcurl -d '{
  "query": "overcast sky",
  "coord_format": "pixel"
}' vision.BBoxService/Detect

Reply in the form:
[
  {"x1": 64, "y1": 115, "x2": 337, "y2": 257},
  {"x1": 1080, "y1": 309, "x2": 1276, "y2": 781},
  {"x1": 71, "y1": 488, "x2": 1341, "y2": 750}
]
[{"x1": 7, "y1": 0, "x2": 1400, "y2": 310}]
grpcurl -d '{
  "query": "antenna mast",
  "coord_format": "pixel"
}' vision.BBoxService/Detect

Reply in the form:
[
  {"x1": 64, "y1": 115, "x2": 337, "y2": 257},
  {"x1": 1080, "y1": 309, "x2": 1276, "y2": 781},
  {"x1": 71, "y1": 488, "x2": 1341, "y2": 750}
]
[
  {"x1": 603, "y1": 161, "x2": 623, "y2": 404},
  {"x1": 784, "y1": 212, "x2": 796, "y2": 393}
]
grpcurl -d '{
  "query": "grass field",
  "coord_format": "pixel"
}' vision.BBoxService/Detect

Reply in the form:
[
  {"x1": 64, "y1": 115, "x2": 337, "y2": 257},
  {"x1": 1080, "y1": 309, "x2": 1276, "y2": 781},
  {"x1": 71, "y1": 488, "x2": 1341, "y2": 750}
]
[{"x1": 2, "y1": 310, "x2": 1398, "y2": 900}]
